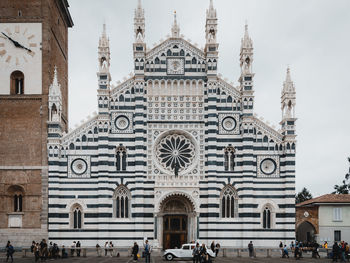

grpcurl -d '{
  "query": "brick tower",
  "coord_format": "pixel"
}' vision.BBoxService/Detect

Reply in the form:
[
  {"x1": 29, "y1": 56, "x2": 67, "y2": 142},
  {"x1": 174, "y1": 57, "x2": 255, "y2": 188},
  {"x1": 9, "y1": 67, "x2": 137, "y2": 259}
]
[{"x1": 0, "y1": 0, "x2": 73, "y2": 246}]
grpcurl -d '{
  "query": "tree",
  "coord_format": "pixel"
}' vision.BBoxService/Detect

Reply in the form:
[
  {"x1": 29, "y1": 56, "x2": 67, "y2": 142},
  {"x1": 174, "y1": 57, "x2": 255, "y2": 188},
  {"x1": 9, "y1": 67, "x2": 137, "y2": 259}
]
[
  {"x1": 295, "y1": 187, "x2": 313, "y2": 204},
  {"x1": 332, "y1": 157, "x2": 350, "y2": 194}
]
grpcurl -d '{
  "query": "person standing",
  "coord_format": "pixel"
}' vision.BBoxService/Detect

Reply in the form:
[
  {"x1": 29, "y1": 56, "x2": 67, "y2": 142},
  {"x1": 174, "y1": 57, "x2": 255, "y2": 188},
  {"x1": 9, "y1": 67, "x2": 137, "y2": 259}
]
[
  {"x1": 109, "y1": 241, "x2": 114, "y2": 257},
  {"x1": 34, "y1": 243, "x2": 40, "y2": 262},
  {"x1": 192, "y1": 243, "x2": 200, "y2": 263},
  {"x1": 144, "y1": 240, "x2": 151, "y2": 263},
  {"x1": 6, "y1": 241, "x2": 14, "y2": 263},
  {"x1": 132, "y1": 242, "x2": 139, "y2": 261},
  {"x1": 104, "y1": 241, "x2": 109, "y2": 256},
  {"x1": 96, "y1": 244, "x2": 101, "y2": 257},
  {"x1": 279, "y1": 241, "x2": 283, "y2": 257},
  {"x1": 70, "y1": 241, "x2": 76, "y2": 257},
  {"x1": 200, "y1": 243, "x2": 207, "y2": 263},
  {"x1": 248, "y1": 241, "x2": 254, "y2": 258},
  {"x1": 40, "y1": 239, "x2": 48, "y2": 261},
  {"x1": 215, "y1": 243, "x2": 220, "y2": 257},
  {"x1": 76, "y1": 241, "x2": 81, "y2": 257},
  {"x1": 333, "y1": 241, "x2": 340, "y2": 262},
  {"x1": 210, "y1": 241, "x2": 215, "y2": 253}
]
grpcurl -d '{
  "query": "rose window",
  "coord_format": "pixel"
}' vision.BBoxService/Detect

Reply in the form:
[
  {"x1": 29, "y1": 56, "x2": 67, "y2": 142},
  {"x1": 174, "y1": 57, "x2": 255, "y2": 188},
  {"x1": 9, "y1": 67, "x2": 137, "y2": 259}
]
[{"x1": 155, "y1": 134, "x2": 195, "y2": 173}]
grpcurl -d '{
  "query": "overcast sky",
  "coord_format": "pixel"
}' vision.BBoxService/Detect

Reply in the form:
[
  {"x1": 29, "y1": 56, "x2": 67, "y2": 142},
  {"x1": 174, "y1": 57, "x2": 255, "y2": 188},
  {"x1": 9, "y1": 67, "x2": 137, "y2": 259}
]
[{"x1": 67, "y1": 0, "x2": 350, "y2": 197}]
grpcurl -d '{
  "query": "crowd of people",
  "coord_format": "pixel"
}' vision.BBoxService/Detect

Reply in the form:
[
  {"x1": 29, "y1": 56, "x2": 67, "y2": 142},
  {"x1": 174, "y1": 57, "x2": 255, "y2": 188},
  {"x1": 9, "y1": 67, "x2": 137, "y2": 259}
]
[
  {"x1": 277, "y1": 240, "x2": 350, "y2": 261},
  {"x1": 4, "y1": 238, "x2": 350, "y2": 261}
]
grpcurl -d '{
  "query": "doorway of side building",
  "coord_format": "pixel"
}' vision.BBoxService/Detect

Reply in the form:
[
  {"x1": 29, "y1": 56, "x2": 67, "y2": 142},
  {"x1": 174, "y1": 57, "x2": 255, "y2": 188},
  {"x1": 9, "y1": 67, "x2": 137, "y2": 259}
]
[
  {"x1": 163, "y1": 215, "x2": 187, "y2": 249},
  {"x1": 296, "y1": 221, "x2": 317, "y2": 243}
]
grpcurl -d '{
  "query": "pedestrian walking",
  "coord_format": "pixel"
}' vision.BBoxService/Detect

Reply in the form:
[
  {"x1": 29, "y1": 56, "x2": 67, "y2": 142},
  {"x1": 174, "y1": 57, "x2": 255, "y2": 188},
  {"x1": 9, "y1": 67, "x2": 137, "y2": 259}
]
[
  {"x1": 144, "y1": 240, "x2": 151, "y2": 263},
  {"x1": 282, "y1": 245, "x2": 289, "y2": 258},
  {"x1": 132, "y1": 242, "x2": 139, "y2": 261},
  {"x1": 6, "y1": 241, "x2": 14, "y2": 263},
  {"x1": 192, "y1": 243, "x2": 200, "y2": 263},
  {"x1": 34, "y1": 242, "x2": 40, "y2": 262},
  {"x1": 248, "y1": 241, "x2": 254, "y2": 258}
]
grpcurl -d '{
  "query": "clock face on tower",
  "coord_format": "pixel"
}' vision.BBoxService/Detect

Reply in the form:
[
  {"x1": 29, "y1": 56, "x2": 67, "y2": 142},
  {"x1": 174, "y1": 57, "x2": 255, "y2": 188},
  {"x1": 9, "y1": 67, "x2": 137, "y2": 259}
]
[{"x1": 0, "y1": 23, "x2": 42, "y2": 95}]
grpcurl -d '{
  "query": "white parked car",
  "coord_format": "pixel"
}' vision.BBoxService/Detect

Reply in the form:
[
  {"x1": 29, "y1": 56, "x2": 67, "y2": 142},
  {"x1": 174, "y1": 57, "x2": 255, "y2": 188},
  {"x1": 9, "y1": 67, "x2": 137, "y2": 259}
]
[{"x1": 164, "y1": 243, "x2": 216, "y2": 261}]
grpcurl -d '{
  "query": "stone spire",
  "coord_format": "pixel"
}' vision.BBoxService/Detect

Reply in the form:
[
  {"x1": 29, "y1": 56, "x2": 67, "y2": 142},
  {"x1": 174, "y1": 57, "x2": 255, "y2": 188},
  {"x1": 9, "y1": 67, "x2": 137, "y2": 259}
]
[
  {"x1": 241, "y1": 23, "x2": 253, "y2": 49},
  {"x1": 134, "y1": 0, "x2": 145, "y2": 42},
  {"x1": 205, "y1": 0, "x2": 217, "y2": 43},
  {"x1": 281, "y1": 67, "x2": 296, "y2": 119},
  {"x1": 98, "y1": 23, "x2": 110, "y2": 73},
  {"x1": 171, "y1": 11, "x2": 180, "y2": 38},
  {"x1": 48, "y1": 66, "x2": 62, "y2": 122},
  {"x1": 239, "y1": 23, "x2": 254, "y2": 116},
  {"x1": 240, "y1": 23, "x2": 253, "y2": 75}
]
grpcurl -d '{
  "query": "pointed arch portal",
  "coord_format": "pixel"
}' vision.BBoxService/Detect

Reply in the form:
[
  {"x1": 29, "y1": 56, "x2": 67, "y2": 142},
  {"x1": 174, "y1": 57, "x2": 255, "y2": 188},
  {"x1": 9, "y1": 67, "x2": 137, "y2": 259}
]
[{"x1": 156, "y1": 193, "x2": 197, "y2": 250}]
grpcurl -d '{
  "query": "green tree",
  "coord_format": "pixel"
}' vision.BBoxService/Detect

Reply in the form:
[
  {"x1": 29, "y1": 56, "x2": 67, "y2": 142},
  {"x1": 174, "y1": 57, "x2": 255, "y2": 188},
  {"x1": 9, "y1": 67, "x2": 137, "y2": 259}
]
[
  {"x1": 332, "y1": 157, "x2": 350, "y2": 194},
  {"x1": 295, "y1": 187, "x2": 313, "y2": 204}
]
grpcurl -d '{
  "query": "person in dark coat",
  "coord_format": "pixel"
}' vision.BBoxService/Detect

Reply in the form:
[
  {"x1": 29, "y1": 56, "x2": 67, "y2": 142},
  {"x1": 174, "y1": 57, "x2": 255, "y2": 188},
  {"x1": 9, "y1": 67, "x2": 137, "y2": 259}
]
[
  {"x1": 333, "y1": 242, "x2": 340, "y2": 262},
  {"x1": 210, "y1": 241, "x2": 215, "y2": 253},
  {"x1": 76, "y1": 241, "x2": 81, "y2": 257},
  {"x1": 6, "y1": 241, "x2": 14, "y2": 263},
  {"x1": 248, "y1": 241, "x2": 254, "y2": 258},
  {"x1": 132, "y1": 242, "x2": 139, "y2": 261}
]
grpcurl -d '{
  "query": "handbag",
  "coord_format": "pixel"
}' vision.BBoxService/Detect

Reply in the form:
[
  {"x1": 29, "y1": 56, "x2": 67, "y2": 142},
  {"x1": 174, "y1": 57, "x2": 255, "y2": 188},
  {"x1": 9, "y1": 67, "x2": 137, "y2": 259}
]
[{"x1": 137, "y1": 253, "x2": 140, "y2": 258}]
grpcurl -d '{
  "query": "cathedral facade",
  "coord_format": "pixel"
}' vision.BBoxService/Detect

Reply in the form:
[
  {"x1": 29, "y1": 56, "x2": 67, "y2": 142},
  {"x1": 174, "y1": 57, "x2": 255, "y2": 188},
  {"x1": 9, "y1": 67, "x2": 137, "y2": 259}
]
[{"x1": 47, "y1": 1, "x2": 296, "y2": 249}]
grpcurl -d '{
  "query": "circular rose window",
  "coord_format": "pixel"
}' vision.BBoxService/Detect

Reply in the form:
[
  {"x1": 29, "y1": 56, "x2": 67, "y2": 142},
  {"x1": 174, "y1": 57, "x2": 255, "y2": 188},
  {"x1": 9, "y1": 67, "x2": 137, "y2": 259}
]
[{"x1": 155, "y1": 133, "x2": 195, "y2": 175}]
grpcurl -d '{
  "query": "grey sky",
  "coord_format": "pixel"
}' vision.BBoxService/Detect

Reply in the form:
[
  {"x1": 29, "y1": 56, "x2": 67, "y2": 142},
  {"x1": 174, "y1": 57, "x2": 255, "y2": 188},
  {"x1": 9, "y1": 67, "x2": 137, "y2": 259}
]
[{"x1": 67, "y1": 0, "x2": 350, "y2": 196}]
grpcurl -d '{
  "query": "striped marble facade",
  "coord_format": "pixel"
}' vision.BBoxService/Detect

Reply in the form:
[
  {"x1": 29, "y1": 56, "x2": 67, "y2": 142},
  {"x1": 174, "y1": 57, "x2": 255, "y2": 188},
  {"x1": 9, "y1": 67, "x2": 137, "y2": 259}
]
[{"x1": 47, "y1": 1, "x2": 296, "y2": 248}]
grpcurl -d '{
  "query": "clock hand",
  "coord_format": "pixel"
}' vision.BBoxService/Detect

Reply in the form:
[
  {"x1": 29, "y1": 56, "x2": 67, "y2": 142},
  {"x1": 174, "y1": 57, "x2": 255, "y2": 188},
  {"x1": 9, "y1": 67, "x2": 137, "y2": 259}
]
[{"x1": 1, "y1": 32, "x2": 32, "y2": 52}]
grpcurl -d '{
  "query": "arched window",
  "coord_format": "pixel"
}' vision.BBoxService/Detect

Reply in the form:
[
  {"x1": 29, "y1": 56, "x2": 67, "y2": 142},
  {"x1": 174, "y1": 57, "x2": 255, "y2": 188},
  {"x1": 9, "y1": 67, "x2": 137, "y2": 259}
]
[
  {"x1": 221, "y1": 185, "x2": 238, "y2": 218},
  {"x1": 116, "y1": 145, "x2": 127, "y2": 171},
  {"x1": 113, "y1": 185, "x2": 131, "y2": 218},
  {"x1": 14, "y1": 194, "x2": 23, "y2": 212},
  {"x1": 8, "y1": 185, "x2": 24, "y2": 213},
  {"x1": 224, "y1": 146, "x2": 235, "y2": 171},
  {"x1": 71, "y1": 204, "x2": 83, "y2": 229},
  {"x1": 262, "y1": 205, "x2": 272, "y2": 229},
  {"x1": 10, "y1": 71, "x2": 24, "y2": 95}
]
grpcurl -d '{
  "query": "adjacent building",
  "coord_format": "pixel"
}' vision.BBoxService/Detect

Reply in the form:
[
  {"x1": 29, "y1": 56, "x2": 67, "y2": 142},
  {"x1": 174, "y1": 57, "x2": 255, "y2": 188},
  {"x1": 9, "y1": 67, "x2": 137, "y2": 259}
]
[
  {"x1": 296, "y1": 194, "x2": 350, "y2": 244},
  {"x1": 0, "y1": 0, "x2": 73, "y2": 246}
]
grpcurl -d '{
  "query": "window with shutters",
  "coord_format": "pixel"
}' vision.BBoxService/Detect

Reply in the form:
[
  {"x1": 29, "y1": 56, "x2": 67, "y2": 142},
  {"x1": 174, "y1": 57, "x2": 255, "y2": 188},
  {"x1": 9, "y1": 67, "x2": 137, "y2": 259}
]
[{"x1": 333, "y1": 207, "x2": 342, "y2": 221}]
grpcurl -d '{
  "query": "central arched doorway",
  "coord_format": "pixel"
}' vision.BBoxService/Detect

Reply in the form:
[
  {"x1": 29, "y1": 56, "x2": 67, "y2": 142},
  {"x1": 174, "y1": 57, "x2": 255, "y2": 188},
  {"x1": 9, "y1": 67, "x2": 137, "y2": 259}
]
[{"x1": 159, "y1": 193, "x2": 196, "y2": 250}]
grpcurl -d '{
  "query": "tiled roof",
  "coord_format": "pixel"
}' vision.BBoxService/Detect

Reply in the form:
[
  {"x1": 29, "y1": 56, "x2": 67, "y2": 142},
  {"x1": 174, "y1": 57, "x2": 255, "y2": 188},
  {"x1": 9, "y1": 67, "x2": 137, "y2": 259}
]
[{"x1": 296, "y1": 194, "x2": 350, "y2": 207}]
